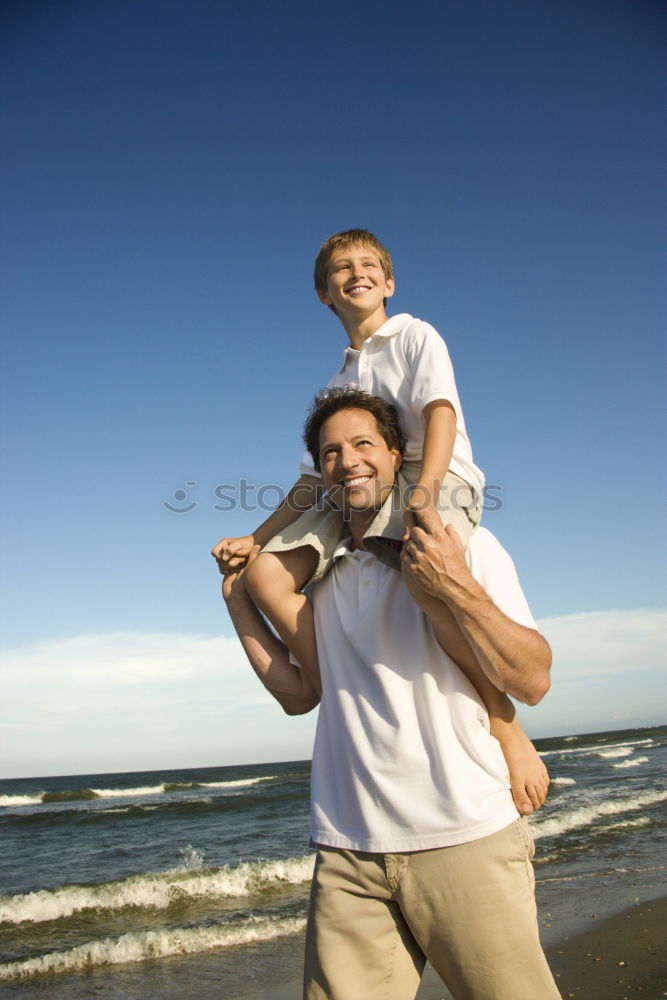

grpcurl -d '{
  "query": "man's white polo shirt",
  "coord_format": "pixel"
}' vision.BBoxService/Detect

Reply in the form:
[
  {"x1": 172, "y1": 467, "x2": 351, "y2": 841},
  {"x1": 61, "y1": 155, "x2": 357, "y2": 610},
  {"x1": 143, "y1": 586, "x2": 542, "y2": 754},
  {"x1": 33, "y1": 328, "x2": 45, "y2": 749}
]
[{"x1": 309, "y1": 527, "x2": 535, "y2": 853}]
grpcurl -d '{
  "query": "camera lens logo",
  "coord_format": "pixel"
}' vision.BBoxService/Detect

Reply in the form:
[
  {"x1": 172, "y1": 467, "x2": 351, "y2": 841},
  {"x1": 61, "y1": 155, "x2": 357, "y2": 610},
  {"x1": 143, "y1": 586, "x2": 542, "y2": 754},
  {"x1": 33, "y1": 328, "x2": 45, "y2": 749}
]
[{"x1": 163, "y1": 482, "x2": 198, "y2": 513}]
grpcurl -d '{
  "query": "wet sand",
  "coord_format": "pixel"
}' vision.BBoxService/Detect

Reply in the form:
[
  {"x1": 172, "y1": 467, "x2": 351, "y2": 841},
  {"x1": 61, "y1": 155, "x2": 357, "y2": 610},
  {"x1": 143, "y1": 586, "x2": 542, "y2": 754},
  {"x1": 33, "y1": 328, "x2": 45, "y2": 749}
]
[
  {"x1": 235, "y1": 895, "x2": 666, "y2": 999},
  {"x1": 545, "y1": 895, "x2": 665, "y2": 1000},
  {"x1": 415, "y1": 895, "x2": 666, "y2": 999}
]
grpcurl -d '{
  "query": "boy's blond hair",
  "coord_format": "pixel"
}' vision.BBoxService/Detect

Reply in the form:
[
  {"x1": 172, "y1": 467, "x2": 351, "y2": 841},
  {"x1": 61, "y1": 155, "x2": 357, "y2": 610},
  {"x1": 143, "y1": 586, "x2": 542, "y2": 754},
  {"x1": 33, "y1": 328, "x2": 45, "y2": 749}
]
[{"x1": 313, "y1": 229, "x2": 394, "y2": 306}]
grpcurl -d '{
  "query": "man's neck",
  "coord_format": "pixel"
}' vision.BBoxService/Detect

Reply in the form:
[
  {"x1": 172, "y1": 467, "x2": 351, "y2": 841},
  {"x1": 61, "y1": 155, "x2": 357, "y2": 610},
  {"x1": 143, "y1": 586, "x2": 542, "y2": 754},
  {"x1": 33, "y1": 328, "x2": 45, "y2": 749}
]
[{"x1": 348, "y1": 508, "x2": 379, "y2": 551}]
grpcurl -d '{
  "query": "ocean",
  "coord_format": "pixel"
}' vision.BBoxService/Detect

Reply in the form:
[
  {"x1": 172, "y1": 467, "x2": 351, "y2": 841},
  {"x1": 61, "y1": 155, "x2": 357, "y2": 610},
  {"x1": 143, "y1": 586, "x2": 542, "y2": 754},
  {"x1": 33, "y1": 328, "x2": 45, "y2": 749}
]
[{"x1": 1, "y1": 724, "x2": 665, "y2": 998}]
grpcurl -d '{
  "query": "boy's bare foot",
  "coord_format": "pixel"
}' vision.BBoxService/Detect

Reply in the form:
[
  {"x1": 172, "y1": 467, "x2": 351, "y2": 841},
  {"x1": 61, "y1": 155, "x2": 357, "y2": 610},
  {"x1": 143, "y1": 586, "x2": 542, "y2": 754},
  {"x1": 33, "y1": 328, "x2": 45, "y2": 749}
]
[{"x1": 499, "y1": 725, "x2": 550, "y2": 815}]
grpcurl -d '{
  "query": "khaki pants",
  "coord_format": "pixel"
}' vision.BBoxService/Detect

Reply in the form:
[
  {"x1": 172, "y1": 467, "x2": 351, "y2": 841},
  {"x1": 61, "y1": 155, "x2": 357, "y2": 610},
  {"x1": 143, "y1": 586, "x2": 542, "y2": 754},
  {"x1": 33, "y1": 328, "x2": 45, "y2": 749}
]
[{"x1": 304, "y1": 820, "x2": 560, "y2": 1000}]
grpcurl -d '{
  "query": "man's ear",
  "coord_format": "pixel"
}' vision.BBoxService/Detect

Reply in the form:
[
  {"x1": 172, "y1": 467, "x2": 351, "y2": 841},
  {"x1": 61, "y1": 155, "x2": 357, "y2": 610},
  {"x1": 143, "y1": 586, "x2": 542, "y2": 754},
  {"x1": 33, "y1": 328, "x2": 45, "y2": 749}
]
[{"x1": 392, "y1": 449, "x2": 403, "y2": 471}]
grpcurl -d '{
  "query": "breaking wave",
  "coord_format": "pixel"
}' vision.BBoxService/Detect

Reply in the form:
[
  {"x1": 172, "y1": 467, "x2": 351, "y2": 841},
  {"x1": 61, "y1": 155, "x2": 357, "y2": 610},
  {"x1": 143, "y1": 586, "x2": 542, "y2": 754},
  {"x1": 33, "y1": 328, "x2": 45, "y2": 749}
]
[
  {"x1": 530, "y1": 789, "x2": 667, "y2": 840},
  {"x1": 0, "y1": 914, "x2": 307, "y2": 981},
  {"x1": 0, "y1": 855, "x2": 315, "y2": 925}
]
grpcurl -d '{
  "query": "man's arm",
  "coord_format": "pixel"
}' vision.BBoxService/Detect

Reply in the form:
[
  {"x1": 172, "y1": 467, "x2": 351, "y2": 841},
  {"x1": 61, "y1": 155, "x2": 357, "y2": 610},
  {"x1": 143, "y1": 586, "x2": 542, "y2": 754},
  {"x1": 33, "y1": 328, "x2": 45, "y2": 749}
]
[
  {"x1": 403, "y1": 509, "x2": 552, "y2": 706},
  {"x1": 222, "y1": 553, "x2": 320, "y2": 716}
]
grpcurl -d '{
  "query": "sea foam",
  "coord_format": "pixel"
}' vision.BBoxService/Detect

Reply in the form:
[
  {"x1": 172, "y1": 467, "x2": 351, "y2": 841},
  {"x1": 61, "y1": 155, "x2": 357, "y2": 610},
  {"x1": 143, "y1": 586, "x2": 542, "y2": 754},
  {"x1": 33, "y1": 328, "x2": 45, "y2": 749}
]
[
  {"x1": 613, "y1": 756, "x2": 649, "y2": 769},
  {"x1": 539, "y1": 737, "x2": 654, "y2": 759},
  {"x1": 0, "y1": 794, "x2": 43, "y2": 808},
  {"x1": 0, "y1": 914, "x2": 307, "y2": 980},
  {"x1": 530, "y1": 788, "x2": 667, "y2": 840},
  {"x1": 0, "y1": 854, "x2": 316, "y2": 925},
  {"x1": 0, "y1": 776, "x2": 277, "y2": 810}
]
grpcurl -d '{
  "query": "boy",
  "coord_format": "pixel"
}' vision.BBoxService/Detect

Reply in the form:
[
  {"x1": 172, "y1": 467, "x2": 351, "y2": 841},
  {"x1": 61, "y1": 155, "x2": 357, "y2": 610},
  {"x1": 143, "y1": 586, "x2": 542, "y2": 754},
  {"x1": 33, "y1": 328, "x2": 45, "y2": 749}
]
[{"x1": 212, "y1": 230, "x2": 548, "y2": 814}]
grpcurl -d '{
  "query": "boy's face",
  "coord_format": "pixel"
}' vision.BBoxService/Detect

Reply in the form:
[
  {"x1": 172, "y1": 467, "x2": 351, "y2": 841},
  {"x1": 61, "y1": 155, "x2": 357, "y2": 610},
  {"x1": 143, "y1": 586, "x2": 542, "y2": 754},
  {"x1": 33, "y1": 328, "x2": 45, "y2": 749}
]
[
  {"x1": 318, "y1": 244, "x2": 395, "y2": 323},
  {"x1": 319, "y1": 407, "x2": 401, "y2": 517}
]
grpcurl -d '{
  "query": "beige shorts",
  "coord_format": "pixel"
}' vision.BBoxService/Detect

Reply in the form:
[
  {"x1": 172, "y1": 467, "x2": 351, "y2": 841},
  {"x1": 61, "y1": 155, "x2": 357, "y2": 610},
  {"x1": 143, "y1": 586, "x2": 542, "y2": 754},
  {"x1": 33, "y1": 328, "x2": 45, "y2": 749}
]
[
  {"x1": 263, "y1": 464, "x2": 481, "y2": 584},
  {"x1": 304, "y1": 819, "x2": 560, "y2": 1000}
]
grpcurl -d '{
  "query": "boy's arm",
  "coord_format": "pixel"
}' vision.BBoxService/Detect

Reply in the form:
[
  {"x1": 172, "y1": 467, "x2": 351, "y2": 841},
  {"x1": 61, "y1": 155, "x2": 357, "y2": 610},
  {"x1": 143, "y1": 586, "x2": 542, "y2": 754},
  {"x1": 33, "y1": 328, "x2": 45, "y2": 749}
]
[
  {"x1": 407, "y1": 400, "x2": 456, "y2": 511},
  {"x1": 222, "y1": 553, "x2": 321, "y2": 715},
  {"x1": 212, "y1": 474, "x2": 323, "y2": 572}
]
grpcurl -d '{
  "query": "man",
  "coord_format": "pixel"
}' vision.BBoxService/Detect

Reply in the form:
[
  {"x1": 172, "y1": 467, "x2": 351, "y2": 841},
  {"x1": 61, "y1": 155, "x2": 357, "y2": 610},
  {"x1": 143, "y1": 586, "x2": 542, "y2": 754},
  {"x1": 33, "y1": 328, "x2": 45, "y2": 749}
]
[{"x1": 220, "y1": 388, "x2": 559, "y2": 999}]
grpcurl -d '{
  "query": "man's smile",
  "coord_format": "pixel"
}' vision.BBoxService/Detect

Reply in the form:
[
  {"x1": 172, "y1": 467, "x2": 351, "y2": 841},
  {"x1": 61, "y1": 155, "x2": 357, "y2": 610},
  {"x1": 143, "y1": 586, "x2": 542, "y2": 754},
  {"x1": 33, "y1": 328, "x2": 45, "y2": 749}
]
[{"x1": 341, "y1": 474, "x2": 372, "y2": 487}]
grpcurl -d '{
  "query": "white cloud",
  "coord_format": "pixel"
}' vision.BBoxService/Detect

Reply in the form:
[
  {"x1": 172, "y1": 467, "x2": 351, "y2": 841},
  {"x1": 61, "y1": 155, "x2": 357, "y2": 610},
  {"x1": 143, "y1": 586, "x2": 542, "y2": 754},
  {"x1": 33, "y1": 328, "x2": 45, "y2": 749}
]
[
  {"x1": 0, "y1": 630, "x2": 318, "y2": 777},
  {"x1": 519, "y1": 607, "x2": 667, "y2": 737},
  {"x1": 538, "y1": 607, "x2": 667, "y2": 682},
  {"x1": 0, "y1": 631, "x2": 249, "y2": 687},
  {"x1": 1, "y1": 608, "x2": 664, "y2": 776}
]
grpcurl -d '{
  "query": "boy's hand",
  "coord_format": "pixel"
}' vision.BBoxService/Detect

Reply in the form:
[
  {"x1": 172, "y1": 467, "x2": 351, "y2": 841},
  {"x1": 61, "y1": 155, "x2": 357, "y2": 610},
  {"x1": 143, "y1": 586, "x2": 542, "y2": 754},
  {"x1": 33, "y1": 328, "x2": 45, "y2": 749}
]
[
  {"x1": 211, "y1": 534, "x2": 256, "y2": 575},
  {"x1": 403, "y1": 494, "x2": 438, "y2": 543},
  {"x1": 221, "y1": 544, "x2": 261, "y2": 603}
]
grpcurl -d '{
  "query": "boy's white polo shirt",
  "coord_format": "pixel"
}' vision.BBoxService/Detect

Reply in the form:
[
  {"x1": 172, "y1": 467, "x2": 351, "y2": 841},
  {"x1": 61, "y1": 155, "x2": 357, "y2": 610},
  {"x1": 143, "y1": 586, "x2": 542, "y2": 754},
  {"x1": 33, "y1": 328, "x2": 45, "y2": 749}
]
[
  {"x1": 300, "y1": 313, "x2": 484, "y2": 498},
  {"x1": 309, "y1": 527, "x2": 534, "y2": 853}
]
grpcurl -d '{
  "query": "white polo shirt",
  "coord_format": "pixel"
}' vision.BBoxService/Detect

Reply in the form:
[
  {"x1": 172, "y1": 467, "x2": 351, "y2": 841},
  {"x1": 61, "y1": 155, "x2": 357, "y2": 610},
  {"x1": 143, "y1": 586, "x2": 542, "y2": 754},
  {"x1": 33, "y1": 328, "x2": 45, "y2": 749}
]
[
  {"x1": 309, "y1": 527, "x2": 535, "y2": 852},
  {"x1": 300, "y1": 313, "x2": 484, "y2": 498}
]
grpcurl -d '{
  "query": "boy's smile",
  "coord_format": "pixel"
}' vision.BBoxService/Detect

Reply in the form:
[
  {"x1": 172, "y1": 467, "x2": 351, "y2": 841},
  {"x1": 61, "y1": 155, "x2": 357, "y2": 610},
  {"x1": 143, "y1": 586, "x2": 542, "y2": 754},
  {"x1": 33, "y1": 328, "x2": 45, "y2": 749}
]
[
  {"x1": 318, "y1": 245, "x2": 395, "y2": 326},
  {"x1": 318, "y1": 408, "x2": 402, "y2": 521}
]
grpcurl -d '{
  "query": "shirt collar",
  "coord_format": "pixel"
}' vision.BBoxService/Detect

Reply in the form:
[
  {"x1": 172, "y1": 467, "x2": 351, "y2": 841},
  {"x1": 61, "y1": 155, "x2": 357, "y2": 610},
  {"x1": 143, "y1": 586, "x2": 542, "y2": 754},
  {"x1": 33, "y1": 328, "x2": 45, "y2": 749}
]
[
  {"x1": 332, "y1": 537, "x2": 354, "y2": 562},
  {"x1": 340, "y1": 313, "x2": 412, "y2": 361}
]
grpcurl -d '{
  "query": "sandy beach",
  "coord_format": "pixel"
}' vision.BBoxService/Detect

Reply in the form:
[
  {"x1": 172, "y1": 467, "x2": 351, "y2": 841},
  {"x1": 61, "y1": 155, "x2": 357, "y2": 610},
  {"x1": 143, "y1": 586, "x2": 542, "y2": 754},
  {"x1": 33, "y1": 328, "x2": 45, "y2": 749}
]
[
  {"x1": 232, "y1": 896, "x2": 666, "y2": 1000},
  {"x1": 402, "y1": 896, "x2": 667, "y2": 999},
  {"x1": 545, "y1": 896, "x2": 665, "y2": 1000}
]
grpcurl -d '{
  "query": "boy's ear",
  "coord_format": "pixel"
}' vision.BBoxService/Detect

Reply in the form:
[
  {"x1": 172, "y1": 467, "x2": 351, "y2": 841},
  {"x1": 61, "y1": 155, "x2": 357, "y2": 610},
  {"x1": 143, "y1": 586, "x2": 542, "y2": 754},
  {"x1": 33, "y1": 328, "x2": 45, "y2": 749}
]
[
  {"x1": 317, "y1": 288, "x2": 332, "y2": 306},
  {"x1": 384, "y1": 276, "x2": 396, "y2": 298}
]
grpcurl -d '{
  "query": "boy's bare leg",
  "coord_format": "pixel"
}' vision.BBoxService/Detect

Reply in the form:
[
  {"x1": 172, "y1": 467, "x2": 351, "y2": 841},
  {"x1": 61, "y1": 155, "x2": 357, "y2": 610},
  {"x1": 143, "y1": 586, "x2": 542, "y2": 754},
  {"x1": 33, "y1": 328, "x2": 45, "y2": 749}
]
[
  {"x1": 401, "y1": 564, "x2": 549, "y2": 814},
  {"x1": 245, "y1": 548, "x2": 322, "y2": 697}
]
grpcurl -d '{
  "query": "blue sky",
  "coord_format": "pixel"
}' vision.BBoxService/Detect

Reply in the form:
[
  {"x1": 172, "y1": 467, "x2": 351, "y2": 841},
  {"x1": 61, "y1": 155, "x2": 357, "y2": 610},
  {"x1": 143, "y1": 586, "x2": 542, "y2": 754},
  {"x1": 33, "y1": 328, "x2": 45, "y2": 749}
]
[{"x1": 1, "y1": 0, "x2": 665, "y2": 777}]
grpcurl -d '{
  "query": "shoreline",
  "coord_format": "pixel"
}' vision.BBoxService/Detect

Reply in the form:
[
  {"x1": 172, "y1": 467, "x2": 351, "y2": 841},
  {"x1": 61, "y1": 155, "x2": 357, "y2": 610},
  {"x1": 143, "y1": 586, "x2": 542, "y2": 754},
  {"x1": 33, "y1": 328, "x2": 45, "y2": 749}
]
[
  {"x1": 415, "y1": 895, "x2": 667, "y2": 999},
  {"x1": 230, "y1": 895, "x2": 666, "y2": 1000}
]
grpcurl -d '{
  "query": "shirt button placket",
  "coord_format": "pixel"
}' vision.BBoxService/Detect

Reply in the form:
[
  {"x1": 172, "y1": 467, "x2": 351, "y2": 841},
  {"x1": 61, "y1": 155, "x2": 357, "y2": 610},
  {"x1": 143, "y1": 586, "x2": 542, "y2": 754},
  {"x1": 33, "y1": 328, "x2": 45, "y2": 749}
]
[{"x1": 358, "y1": 342, "x2": 371, "y2": 392}]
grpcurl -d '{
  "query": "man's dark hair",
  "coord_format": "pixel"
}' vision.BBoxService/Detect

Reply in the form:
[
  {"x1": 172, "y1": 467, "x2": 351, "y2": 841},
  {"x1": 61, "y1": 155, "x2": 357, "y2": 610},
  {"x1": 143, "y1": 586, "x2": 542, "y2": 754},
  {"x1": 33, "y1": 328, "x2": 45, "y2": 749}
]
[{"x1": 303, "y1": 387, "x2": 406, "y2": 472}]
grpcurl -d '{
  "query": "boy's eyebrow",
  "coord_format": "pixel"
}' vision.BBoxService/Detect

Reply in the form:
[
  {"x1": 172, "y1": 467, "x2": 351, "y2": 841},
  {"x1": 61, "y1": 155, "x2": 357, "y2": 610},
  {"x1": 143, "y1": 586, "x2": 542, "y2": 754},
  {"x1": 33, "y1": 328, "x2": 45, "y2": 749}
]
[{"x1": 330, "y1": 250, "x2": 380, "y2": 265}]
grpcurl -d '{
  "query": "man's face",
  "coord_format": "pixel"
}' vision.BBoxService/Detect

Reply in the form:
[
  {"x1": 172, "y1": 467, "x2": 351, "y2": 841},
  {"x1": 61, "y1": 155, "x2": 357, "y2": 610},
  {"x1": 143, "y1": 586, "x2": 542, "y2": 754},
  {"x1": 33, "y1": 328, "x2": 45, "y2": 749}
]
[
  {"x1": 318, "y1": 244, "x2": 394, "y2": 321},
  {"x1": 319, "y1": 408, "x2": 402, "y2": 516}
]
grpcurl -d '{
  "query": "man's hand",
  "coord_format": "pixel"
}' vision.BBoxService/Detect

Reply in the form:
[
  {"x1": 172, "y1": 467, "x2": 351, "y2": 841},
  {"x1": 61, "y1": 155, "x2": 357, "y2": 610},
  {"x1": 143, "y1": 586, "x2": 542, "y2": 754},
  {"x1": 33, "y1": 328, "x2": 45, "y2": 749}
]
[
  {"x1": 212, "y1": 534, "x2": 256, "y2": 575},
  {"x1": 401, "y1": 506, "x2": 469, "y2": 605}
]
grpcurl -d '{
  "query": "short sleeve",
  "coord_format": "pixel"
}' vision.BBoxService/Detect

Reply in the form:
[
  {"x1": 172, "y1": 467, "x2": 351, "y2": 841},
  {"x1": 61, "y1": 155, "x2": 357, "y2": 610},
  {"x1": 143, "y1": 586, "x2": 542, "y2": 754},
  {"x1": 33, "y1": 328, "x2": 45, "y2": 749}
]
[
  {"x1": 466, "y1": 528, "x2": 538, "y2": 631},
  {"x1": 402, "y1": 321, "x2": 461, "y2": 419}
]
